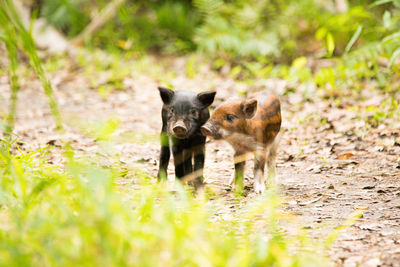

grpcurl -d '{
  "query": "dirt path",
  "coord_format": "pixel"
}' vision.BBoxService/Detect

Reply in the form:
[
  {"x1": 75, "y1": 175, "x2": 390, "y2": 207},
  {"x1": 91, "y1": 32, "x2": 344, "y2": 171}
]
[{"x1": 1, "y1": 57, "x2": 400, "y2": 266}]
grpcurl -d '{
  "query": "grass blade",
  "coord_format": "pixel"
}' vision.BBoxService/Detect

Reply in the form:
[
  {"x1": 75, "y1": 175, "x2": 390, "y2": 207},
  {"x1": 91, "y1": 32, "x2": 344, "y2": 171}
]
[
  {"x1": 0, "y1": 6, "x2": 19, "y2": 138},
  {"x1": 389, "y1": 47, "x2": 400, "y2": 68},
  {"x1": 345, "y1": 25, "x2": 363, "y2": 54},
  {"x1": 0, "y1": 0, "x2": 63, "y2": 131}
]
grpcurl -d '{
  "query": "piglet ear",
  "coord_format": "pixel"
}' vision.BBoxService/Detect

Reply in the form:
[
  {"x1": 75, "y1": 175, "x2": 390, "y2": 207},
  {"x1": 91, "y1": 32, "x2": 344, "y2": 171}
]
[
  {"x1": 158, "y1": 87, "x2": 174, "y2": 104},
  {"x1": 197, "y1": 91, "x2": 216, "y2": 107},
  {"x1": 240, "y1": 99, "x2": 257, "y2": 118}
]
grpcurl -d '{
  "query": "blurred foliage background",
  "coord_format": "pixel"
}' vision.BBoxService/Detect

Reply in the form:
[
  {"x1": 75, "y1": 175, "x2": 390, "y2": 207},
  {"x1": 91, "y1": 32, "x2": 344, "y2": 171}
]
[
  {"x1": 33, "y1": 0, "x2": 400, "y2": 60},
  {"x1": 27, "y1": 0, "x2": 400, "y2": 96}
]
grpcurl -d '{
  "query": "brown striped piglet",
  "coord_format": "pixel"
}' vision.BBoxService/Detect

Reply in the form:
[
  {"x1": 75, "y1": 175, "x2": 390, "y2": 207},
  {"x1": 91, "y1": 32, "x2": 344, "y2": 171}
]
[{"x1": 201, "y1": 92, "x2": 281, "y2": 194}]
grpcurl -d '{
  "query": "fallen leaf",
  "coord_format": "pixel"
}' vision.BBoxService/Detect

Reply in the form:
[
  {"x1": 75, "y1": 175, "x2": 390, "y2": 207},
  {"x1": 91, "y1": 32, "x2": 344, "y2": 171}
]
[{"x1": 337, "y1": 152, "x2": 356, "y2": 160}]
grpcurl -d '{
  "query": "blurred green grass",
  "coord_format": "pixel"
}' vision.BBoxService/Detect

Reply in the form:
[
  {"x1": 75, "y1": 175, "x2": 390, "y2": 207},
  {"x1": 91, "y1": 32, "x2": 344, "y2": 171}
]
[{"x1": 0, "y1": 138, "x2": 331, "y2": 266}]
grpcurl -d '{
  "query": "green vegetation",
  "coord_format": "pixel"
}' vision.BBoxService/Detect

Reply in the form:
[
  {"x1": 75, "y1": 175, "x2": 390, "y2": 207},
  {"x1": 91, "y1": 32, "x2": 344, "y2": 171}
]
[
  {"x1": 34, "y1": 0, "x2": 400, "y2": 62},
  {"x1": 30, "y1": 0, "x2": 400, "y2": 100},
  {"x1": 0, "y1": 139, "x2": 331, "y2": 266},
  {"x1": 0, "y1": 0, "x2": 63, "y2": 132}
]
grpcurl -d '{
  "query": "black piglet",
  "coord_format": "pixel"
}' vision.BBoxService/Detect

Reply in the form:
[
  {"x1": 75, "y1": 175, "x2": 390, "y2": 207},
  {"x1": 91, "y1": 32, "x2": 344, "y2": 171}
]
[{"x1": 157, "y1": 87, "x2": 216, "y2": 190}]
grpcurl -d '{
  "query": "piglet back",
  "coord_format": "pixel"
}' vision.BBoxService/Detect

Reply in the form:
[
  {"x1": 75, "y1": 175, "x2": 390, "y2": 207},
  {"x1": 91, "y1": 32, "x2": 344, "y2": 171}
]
[{"x1": 252, "y1": 94, "x2": 281, "y2": 144}]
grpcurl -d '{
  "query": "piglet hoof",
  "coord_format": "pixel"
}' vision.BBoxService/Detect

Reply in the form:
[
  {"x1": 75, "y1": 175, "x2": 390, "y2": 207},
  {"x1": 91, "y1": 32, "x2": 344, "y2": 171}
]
[
  {"x1": 227, "y1": 173, "x2": 235, "y2": 187},
  {"x1": 193, "y1": 178, "x2": 204, "y2": 192},
  {"x1": 254, "y1": 181, "x2": 266, "y2": 194},
  {"x1": 226, "y1": 175, "x2": 238, "y2": 192}
]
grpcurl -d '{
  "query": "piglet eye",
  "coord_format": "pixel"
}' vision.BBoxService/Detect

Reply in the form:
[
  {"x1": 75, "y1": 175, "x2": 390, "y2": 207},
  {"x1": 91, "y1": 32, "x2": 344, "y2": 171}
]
[
  {"x1": 224, "y1": 114, "x2": 235, "y2": 122},
  {"x1": 168, "y1": 108, "x2": 175, "y2": 117},
  {"x1": 190, "y1": 109, "x2": 199, "y2": 119}
]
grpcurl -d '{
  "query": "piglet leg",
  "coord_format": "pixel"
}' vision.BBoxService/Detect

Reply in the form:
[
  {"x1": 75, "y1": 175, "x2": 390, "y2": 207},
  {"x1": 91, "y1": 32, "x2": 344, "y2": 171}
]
[
  {"x1": 172, "y1": 141, "x2": 185, "y2": 179},
  {"x1": 192, "y1": 144, "x2": 205, "y2": 190},
  {"x1": 233, "y1": 152, "x2": 245, "y2": 195},
  {"x1": 253, "y1": 148, "x2": 266, "y2": 194},
  {"x1": 266, "y1": 132, "x2": 281, "y2": 186}
]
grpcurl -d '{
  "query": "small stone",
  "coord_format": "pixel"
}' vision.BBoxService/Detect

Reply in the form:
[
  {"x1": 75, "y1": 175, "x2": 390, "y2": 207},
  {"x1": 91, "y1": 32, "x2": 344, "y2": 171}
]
[{"x1": 363, "y1": 258, "x2": 381, "y2": 267}]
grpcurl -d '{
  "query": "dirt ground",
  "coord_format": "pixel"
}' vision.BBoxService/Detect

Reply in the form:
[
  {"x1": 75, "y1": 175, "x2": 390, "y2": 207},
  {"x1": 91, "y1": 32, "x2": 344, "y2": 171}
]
[{"x1": 1, "y1": 56, "x2": 400, "y2": 266}]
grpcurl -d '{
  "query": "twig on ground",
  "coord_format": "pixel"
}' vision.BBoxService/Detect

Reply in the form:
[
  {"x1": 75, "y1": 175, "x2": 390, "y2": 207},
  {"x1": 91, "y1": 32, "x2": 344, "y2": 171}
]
[{"x1": 298, "y1": 195, "x2": 323, "y2": 206}]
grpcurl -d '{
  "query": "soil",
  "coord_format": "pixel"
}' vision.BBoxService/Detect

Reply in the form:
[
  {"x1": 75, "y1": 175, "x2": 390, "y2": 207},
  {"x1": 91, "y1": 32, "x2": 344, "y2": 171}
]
[{"x1": 1, "y1": 55, "x2": 400, "y2": 266}]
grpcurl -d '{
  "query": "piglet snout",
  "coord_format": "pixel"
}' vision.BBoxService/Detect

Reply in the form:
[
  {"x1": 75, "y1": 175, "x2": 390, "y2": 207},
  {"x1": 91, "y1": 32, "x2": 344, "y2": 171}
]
[
  {"x1": 173, "y1": 121, "x2": 187, "y2": 136},
  {"x1": 201, "y1": 123, "x2": 213, "y2": 137}
]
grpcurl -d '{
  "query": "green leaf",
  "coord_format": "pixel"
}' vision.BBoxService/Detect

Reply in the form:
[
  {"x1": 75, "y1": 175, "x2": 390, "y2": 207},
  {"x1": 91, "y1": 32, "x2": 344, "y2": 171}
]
[
  {"x1": 382, "y1": 31, "x2": 400, "y2": 43},
  {"x1": 326, "y1": 33, "x2": 335, "y2": 57},
  {"x1": 292, "y1": 57, "x2": 307, "y2": 70},
  {"x1": 369, "y1": 0, "x2": 393, "y2": 7},
  {"x1": 315, "y1": 27, "x2": 327, "y2": 40},
  {"x1": 193, "y1": 0, "x2": 223, "y2": 15},
  {"x1": 345, "y1": 25, "x2": 363, "y2": 53},
  {"x1": 383, "y1": 11, "x2": 391, "y2": 28},
  {"x1": 389, "y1": 47, "x2": 400, "y2": 68}
]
